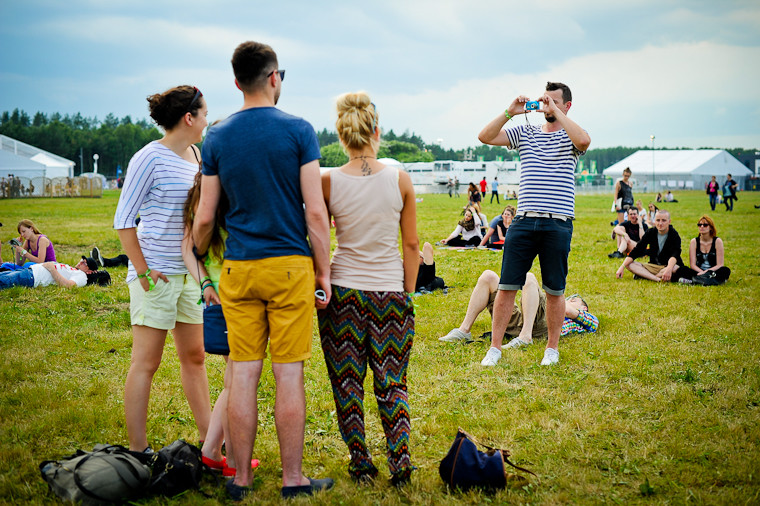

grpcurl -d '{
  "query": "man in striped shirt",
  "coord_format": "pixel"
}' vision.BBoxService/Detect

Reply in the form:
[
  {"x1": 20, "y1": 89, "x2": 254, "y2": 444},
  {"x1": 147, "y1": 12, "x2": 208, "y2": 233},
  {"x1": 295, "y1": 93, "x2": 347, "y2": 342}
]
[{"x1": 477, "y1": 82, "x2": 591, "y2": 367}]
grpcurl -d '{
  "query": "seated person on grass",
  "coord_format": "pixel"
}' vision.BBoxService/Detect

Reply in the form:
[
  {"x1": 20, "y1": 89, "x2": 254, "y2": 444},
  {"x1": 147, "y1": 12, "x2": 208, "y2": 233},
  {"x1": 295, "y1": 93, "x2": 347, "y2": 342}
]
[
  {"x1": 672, "y1": 214, "x2": 731, "y2": 285},
  {"x1": 415, "y1": 242, "x2": 445, "y2": 292},
  {"x1": 0, "y1": 257, "x2": 111, "y2": 290},
  {"x1": 479, "y1": 205, "x2": 515, "y2": 249},
  {"x1": 615, "y1": 209, "x2": 683, "y2": 282},
  {"x1": 439, "y1": 271, "x2": 598, "y2": 353},
  {"x1": 439, "y1": 206, "x2": 482, "y2": 247},
  {"x1": 608, "y1": 206, "x2": 648, "y2": 259}
]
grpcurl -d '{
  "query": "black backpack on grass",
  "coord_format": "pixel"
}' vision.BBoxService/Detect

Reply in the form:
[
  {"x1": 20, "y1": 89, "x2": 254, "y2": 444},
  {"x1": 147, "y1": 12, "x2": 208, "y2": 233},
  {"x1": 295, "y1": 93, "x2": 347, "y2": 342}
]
[
  {"x1": 40, "y1": 444, "x2": 151, "y2": 505},
  {"x1": 145, "y1": 439, "x2": 205, "y2": 497},
  {"x1": 40, "y1": 440, "x2": 206, "y2": 503}
]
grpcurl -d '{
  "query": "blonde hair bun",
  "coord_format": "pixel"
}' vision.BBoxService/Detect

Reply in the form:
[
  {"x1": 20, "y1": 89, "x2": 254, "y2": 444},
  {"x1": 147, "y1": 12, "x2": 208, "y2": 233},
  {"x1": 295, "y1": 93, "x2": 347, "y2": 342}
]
[{"x1": 335, "y1": 91, "x2": 378, "y2": 151}]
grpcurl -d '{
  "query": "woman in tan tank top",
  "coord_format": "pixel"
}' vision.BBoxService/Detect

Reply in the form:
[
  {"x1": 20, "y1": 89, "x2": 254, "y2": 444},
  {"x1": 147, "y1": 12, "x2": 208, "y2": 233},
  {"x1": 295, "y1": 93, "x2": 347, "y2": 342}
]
[{"x1": 317, "y1": 91, "x2": 418, "y2": 487}]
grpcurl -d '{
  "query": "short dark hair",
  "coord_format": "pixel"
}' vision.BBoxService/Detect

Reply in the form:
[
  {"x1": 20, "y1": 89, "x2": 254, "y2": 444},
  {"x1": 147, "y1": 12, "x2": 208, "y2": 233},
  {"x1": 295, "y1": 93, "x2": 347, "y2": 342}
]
[
  {"x1": 86, "y1": 270, "x2": 111, "y2": 287},
  {"x1": 546, "y1": 82, "x2": 572, "y2": 103},
  {"x1": 231, "y1": 41, "x2": 278, "y2": 93}
]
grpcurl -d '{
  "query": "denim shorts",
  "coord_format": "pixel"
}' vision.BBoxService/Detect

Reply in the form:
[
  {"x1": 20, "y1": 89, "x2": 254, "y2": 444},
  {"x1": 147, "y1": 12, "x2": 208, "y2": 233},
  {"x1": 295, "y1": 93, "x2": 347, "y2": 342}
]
[{"x1": 498, "y1": 215, "x2": 573, "y2": 295}]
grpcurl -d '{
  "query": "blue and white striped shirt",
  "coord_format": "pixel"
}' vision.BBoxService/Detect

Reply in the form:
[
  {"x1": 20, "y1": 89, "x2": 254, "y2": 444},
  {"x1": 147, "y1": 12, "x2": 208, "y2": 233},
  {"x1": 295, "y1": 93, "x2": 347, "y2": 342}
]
[
  {"x1": 505, "y1": 125, "x2": 584, "y2": 218},
  {"x1": 114, "y1": 141, "x2": 198, "y2": 282}
]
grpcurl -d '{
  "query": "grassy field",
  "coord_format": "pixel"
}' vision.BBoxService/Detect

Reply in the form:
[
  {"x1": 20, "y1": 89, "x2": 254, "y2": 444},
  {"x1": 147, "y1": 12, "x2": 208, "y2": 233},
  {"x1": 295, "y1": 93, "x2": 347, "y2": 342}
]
[{"x1": 1, "y1": 189, "x2": 759, "y2": 505}]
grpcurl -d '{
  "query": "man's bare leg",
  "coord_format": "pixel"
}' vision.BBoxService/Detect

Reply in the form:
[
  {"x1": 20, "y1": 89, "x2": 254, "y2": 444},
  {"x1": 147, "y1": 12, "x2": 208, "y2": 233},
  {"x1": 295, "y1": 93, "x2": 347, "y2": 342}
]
[
  {"x1": 272, "y1": 362, "x2": 311, "y2": 487},
  {"x1": 626, "y1": 261, "x2": 660, "y2": 281},
  {"x1": 489, "y1": 288, "x2": 517, "y2": 350},
  {"x1": 545, "y1": 293, "x2": 565, "y2": 351},
  {"x1": 459, "y1": 270, "x2": 499, "y2": 334},
  {"x1": 516, "y1": 273, "x2": 540, "y2": 344},
  {"x1": 230, "y1": 359, "x2": 263, "y2": 487}
]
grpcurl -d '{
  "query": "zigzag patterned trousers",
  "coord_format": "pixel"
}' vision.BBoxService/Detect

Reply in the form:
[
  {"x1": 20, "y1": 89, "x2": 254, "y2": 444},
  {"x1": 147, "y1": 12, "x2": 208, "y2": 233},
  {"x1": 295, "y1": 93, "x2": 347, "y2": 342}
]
[{"x1": 318, "y1": 285, "x2": 414, "y2": 480}]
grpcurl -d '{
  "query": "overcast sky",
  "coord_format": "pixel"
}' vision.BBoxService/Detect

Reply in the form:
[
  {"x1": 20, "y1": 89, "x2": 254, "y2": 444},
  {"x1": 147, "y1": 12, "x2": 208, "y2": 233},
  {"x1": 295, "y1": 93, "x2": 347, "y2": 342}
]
[{"x1": 1, "y1": 0, "x2": 759, "y2": 150}]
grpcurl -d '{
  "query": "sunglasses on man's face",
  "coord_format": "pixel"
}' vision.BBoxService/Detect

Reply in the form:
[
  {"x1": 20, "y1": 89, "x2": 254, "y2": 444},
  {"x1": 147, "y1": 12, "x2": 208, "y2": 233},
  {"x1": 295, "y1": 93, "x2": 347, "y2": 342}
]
[{"x1": 267, "y1": 69, "x2": 286, "y2": 81}]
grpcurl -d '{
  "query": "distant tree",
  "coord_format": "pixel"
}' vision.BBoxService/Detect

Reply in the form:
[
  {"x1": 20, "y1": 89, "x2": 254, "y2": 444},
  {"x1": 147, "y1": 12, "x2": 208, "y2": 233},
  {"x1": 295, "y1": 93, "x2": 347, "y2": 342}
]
[
  {"x1": 316, "y1": 128, "x2": 338, "y2": 147},
  {"x1": 32, "y1": 112, "x2": 48, "y2": 127},
  {"x1": 379, "y1": 140, "x2": 434, "y2": 163},
  {"x1": 320, "y1": 142, "x2": 348, "y2": 167}
]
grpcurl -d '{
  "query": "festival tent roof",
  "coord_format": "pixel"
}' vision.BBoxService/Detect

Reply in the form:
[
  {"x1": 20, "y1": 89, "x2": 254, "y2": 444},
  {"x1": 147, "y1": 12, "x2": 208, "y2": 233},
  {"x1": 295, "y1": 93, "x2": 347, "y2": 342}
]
[
  {"x1": 603, "y1": 150, "x2": 751, "y2": 178},
  {"x1": 0, "y1": 150, "x2": 49, "y2": 178},
  {"x1": 0, "y1": 134, "x2": 75, "y2": 178}
]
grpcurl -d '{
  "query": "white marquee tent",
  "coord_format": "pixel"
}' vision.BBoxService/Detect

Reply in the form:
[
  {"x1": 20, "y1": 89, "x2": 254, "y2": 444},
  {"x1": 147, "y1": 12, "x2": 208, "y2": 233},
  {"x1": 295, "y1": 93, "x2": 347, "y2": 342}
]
[
  {"x1": 0, "y1": 134, "x2": 75, "y2": 178},
  {"x1": 603, "y1": 150, "x2": 751, "y2": 192}
]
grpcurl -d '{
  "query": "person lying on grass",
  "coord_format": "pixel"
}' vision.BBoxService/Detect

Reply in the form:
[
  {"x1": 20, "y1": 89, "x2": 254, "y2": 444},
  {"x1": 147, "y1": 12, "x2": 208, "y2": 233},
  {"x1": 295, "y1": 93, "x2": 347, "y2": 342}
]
[
  {"x1": 439, "y1": 271, "x2": 598, "y2": 365},
  {"x1": 0, "y1": 257, "x2": 110, "y2": 290}
]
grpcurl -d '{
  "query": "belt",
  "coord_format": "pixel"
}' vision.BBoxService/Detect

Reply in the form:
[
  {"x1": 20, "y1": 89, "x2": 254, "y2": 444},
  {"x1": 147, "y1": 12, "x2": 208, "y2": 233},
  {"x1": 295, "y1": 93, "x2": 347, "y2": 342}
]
[{"x1": 516, "y1": 211, "x2": 571, "y2": 222}]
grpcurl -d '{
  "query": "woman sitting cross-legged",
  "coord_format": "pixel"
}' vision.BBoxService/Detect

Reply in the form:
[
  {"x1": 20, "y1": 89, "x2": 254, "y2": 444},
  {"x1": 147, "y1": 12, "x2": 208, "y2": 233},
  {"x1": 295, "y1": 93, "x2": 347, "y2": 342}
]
[
  {"x1": 674, "y1": 215, "x2": 731, "y2": 285},
  {"x1": 439, "y1": 206, "x2": 482, "y2": 247}
]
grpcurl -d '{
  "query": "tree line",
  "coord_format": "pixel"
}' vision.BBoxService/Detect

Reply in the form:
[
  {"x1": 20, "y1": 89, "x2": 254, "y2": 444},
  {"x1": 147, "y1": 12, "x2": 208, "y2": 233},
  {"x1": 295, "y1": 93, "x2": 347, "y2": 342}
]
[{"x1": 1, "y1": 109, "x2": 752, "y2": 177}]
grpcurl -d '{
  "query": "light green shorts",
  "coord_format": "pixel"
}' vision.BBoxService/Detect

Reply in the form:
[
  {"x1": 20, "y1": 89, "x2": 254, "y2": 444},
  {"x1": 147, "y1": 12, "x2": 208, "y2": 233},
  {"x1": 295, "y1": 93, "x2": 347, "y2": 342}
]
[{"x1": 128, "y1": 274, "x2": 202, "y2": 330}]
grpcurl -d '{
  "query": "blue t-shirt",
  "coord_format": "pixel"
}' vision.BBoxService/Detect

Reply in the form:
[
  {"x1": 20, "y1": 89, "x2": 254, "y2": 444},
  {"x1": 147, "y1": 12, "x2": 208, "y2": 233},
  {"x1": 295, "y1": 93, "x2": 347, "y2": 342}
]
[
  {"x1": 505, "y1": 125, "x2": 585, "y2": 217},
  {"x1": 201, "y1": 107, "x2": 321, "y2": 260},
  {"x1": 488, "y1": 215, "x2": 503, "y2": 229}
]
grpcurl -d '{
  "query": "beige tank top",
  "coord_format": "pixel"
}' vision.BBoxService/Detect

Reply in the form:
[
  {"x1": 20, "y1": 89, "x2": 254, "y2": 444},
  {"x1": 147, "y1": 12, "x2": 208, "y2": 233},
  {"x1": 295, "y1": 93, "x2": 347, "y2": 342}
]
[{"x1": 328, "y1": 166, "x2": 404, "y2": 292}]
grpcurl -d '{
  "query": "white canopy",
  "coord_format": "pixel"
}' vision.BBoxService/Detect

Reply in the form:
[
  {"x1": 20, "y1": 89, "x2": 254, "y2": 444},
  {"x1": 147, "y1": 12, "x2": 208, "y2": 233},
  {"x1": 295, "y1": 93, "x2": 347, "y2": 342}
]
[{"x1": 603, "y1": 149, "x2": 751, "y2": 190}]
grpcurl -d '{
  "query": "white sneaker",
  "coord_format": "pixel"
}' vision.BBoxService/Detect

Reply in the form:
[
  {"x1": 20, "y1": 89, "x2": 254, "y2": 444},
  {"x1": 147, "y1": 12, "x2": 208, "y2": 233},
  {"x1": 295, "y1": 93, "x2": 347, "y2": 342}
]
[
  {"x1": 439, "y1": 328, "x2": 471, "y2": 342},
  {"x1": 504, "y1": 337, "x2": 532, "y2": 349},
  {"x1": 540, "y1": 348, "x2": 559, "y2": 366},
  {"x1": 481, "y1": 347, "x2": 502, "y2": 366}
]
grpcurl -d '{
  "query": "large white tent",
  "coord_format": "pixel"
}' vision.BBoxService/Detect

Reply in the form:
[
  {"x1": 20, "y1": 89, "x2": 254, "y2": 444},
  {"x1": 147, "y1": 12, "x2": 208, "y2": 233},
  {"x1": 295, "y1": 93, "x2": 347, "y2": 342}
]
[
  {"x1": 603, "y1": 150, "x2": 751, "y2": 192},
  {"x1": 0, "y1": 134, "x2": 75, "y2": 178},
  {"x1": 0, "y1": 150, "x2": 49, "y2": 178}
]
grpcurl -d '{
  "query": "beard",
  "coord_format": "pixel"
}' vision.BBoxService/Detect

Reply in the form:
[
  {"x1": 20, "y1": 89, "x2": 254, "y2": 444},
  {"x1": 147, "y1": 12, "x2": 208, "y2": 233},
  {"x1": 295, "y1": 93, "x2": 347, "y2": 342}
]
[{"x1": 544, "y1": 112, "x2": 556, "y2": 123}]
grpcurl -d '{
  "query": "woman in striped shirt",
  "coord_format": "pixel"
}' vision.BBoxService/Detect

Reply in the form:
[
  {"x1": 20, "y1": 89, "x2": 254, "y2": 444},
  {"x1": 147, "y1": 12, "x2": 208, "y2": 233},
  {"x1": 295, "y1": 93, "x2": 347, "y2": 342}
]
[{"x1": 114, "y1": 85, "x2": 211, "y2": 452}]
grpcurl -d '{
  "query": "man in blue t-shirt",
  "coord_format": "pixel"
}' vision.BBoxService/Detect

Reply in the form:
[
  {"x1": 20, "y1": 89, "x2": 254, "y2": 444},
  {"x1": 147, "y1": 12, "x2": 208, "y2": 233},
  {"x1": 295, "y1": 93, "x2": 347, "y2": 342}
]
[
  {"x1": 477, "y1": 81, "x2": 591, "y2": 367},
  {"x1": 193, "y1": 41, "x2": 332, "y2": 500}
]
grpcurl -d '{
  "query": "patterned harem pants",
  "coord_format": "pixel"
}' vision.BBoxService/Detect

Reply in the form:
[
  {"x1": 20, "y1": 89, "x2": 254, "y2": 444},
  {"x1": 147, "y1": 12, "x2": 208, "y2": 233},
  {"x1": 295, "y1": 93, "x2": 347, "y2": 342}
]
[{"x1": 317, "y1": 285, "x2": 415, "y2": 481}]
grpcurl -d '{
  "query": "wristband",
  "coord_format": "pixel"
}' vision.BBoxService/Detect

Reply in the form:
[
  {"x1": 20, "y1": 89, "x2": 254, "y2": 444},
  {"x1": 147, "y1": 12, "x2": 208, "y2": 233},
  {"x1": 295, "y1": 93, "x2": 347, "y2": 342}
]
[
  {"x1": 504, "y1": 109, "x2": 511, "y2": 121},
  {"x1": 138, "y1": 268, "x2": 156, "y2": 291},
  {"x1": 201, "y1": 281, "x2": 213, "y2": 292},
  {"x1": 200, "y1": 276, "x2": 211, "y2": 285}
]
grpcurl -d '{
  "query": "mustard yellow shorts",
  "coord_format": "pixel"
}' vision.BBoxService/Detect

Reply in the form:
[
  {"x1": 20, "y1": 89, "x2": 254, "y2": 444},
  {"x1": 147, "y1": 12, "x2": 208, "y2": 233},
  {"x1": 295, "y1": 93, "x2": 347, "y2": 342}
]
[
  {"x1": 641, "y1": 263, "x2": 666, "y2": 276},
  {"x1": 219, "y1": 256, "x2": 315, "y2": 363},
  {"x1": 128, "y1": 274, "x2": 202, "y2": 330}
]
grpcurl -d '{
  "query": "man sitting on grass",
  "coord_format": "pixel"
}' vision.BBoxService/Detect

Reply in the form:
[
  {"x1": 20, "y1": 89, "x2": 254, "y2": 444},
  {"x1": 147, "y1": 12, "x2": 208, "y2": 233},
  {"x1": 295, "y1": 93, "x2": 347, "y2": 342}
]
[
  {"x1": 0, "y1": 257, "x2": 110, "y2": 290},
  {"x1": 439, "y1": 271, "x2": 598, "y2": 363},
  {"x1": 608, "y1": 206, "x2": 647, "y2": 259},
  {"x1": 615, "y1": 209, "x2": 684, "y2": 282}
]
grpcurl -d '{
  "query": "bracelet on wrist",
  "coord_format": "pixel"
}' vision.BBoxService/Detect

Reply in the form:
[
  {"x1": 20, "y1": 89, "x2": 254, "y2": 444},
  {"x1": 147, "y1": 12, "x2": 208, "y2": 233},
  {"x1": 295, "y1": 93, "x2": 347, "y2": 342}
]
[
  {"x1": 504, "y1": 109, "x2": 511, "y2": 121},
  {"x1": 138, "y1": 268, "x2": 156, "y2": 291}
]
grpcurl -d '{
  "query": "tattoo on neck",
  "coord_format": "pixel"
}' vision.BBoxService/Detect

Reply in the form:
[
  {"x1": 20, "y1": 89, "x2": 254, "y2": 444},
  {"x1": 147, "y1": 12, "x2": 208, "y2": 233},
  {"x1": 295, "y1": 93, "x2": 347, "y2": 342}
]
[{"x1": 361, "y1": 159, "x2": 372, "y2": 176}]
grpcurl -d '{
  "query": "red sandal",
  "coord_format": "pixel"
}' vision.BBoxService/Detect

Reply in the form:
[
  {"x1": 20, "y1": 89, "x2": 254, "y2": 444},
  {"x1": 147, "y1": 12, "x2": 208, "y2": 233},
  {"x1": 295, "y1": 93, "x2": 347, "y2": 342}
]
[{"x1": 222, "y1": 459, "x2": 260, "y2": 477}]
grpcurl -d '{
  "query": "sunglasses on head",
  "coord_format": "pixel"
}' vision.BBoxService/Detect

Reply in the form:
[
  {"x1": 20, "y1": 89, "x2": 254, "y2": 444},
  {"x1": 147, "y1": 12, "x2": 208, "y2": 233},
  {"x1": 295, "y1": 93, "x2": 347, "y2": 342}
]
[
  {"x1": 267, "y1": 69, "x2": 286, "y2": 81},
  {"x1": 187, "y1": 87, "x2": 202, "y2": 112}
]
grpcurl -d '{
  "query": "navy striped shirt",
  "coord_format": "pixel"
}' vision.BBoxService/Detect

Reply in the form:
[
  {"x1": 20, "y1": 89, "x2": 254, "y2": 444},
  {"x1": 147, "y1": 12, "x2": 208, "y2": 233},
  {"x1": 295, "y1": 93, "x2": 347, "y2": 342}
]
[
  {"x1": 114, "y1": 141, "x2": 197, "y2": 282},
  {"x1": 505, "y1": 125, "x2": 584, "y2": 217}
]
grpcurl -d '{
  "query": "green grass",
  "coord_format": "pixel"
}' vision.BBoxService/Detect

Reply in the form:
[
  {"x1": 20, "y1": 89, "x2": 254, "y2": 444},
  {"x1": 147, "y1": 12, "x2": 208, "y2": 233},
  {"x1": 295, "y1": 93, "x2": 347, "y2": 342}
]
[{"x1": 1, "y1": 190, "x2": 760, "y2": 504}]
